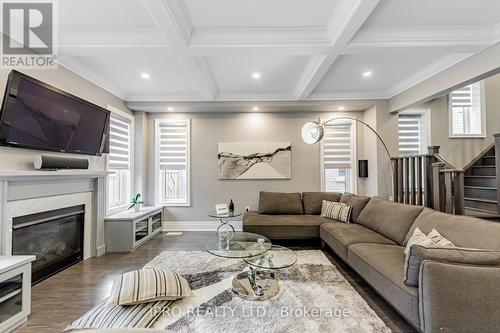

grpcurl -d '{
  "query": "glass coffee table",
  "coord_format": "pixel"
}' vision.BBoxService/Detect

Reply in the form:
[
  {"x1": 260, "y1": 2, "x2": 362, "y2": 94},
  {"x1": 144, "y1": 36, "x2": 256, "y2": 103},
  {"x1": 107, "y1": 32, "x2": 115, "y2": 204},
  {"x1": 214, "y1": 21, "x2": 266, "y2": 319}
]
[{"x1": 205, "y1": 233, "x2": 297, "y2": 301}]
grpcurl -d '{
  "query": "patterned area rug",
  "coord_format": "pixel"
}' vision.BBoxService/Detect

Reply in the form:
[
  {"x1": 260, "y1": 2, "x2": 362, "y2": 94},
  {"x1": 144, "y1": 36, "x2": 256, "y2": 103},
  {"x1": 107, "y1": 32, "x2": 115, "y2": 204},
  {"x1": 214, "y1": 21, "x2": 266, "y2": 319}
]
[{"x1": 145, "y1": 250, "x2": 391, "y2": 333}]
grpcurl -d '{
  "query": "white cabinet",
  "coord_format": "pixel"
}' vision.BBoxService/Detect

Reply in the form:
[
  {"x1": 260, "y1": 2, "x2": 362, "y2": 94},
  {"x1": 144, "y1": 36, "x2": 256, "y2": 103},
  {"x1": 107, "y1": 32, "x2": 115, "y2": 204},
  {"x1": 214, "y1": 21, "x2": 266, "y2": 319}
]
[
  {"x1": 0, "y1": 256, "x2": 35, "y2": 333},
  {"x1": 105, "y1": 206, "x2": 164, "y2": 252}
]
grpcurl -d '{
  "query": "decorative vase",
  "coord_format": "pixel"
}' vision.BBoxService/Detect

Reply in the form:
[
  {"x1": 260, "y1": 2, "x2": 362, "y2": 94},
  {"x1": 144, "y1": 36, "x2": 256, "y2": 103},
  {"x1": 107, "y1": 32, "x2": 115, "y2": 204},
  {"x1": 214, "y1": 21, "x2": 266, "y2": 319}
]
[{"x1": 134, "y1": 204, "x2": 142, "y2": 212}]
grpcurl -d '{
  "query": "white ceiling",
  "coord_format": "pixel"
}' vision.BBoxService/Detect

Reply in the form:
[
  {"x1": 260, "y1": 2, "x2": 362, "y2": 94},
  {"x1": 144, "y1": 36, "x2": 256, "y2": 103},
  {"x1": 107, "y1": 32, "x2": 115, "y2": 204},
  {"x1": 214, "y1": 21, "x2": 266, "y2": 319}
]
[{"x1": 56, "y1": 0, "x2": 500, "y2": 112}]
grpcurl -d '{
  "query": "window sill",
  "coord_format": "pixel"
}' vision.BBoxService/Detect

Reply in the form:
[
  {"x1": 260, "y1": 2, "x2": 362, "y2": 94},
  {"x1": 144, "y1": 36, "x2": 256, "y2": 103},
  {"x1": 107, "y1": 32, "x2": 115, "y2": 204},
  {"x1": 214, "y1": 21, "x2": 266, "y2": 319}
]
[
  {"x1": 449, "y1": 135, "x2": 486, "y2": 139},
  {"x1": 107, "y1": 204, "x2": 130, "y2": 216},
  {"x1": 160, "y1": 202, "x2": 190, "y2": 207}
]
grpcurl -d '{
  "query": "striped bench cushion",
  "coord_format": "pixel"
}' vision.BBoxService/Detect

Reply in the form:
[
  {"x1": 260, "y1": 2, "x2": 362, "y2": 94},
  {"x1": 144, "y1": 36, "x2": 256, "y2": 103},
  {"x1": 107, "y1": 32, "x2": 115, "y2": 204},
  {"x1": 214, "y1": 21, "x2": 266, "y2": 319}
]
[
  {"x1": 321, "y1": 200, "x2": 352, "y2": 223},
  {"x1": 109, "y1": 269, "x2": 193, "y2": 306},
  {"x1": 65, "y1": 300, "x2": 172, "y2": 331}
]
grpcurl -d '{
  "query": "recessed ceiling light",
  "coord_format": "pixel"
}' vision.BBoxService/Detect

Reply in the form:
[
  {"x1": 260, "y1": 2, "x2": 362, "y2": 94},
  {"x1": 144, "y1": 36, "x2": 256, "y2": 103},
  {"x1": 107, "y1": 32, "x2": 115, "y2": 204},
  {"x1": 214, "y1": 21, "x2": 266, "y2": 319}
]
[
  {"x1": 141, "y1": 72, "x2": 150, "y2": 79},
  {"x1": 252, "y1": 106, "x2": 259, "y2": 111},
  {"x1": 363, "y1": 71, "x2": 373, "y2": 78},
  {"x1": 338, "y1": 106, "x2": 345, "y2": 111},
  {"x1": 252, "y1": 72, "x2": 261, "y2": 79},
  {"x1": 167, "y1": 107, "x2": 174, "y2": 111}
]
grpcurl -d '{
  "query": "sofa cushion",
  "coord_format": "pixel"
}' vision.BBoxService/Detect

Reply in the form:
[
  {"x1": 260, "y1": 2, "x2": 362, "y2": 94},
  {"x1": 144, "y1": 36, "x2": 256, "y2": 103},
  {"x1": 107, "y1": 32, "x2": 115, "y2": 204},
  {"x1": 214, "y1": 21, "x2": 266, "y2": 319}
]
[
  {"x1": 357, "y1": 197, "x2": 424, "y2": 245},
  {"x1": 404, "y1": 245, "x2": 500, "y2": 287},
  {"x1": 339, "y1": 193, "x2": 371, "y2": 223},
  {"x1": 243, "y1": 211, "x2": 327, "y2": 239},
  {"x1": 319, "y1": 222, "x2": 396, "y2": 261},
  {"x1": 347, "y1": 243, "x2": 420, "y2": 327},
  {"x1": 403, "y1": 208, "x2": 500, "y2": 250},
  {"x1": 258, "y1": 191, "x2": 304, "y2": 215},
  {"x1": 302, "y1": 192, "x2": 342, "y2": 215}
]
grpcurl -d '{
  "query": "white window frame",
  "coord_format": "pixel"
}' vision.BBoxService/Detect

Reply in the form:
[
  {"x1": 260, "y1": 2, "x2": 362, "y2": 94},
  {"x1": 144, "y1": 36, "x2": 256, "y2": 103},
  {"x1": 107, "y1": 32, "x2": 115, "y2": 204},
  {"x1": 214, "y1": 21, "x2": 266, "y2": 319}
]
[
  {"x1": 448, "y1": 81, "x2": 486, "y2": 138},
  {"x1": 398, "y1": 109, "x2": 430, "y2": 156},
  {"x1": 154, "y1": 118, "x2": 191, "y2": 207},
  {"x1": 106, "y1": 106, "x2": 134, "y2": 215},
  {"x1": 320, "y1": 118, "x2": 357, "y2": 194}
]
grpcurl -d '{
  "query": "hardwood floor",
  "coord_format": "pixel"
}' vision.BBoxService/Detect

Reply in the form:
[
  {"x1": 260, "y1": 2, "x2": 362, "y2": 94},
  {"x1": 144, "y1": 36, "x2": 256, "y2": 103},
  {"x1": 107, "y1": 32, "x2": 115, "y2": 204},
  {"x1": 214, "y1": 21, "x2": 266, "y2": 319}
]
[{"x1": 15, "y1": 232, "x2": 416, "y2": 333}]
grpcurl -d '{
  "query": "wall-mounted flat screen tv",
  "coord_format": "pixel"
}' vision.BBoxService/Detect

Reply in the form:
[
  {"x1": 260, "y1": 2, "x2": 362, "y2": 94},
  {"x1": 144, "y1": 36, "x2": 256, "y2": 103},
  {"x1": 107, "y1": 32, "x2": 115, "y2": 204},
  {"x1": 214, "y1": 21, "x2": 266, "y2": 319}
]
[{"x1": 0, "y1": 70, "x2": 110, "y2": 156}]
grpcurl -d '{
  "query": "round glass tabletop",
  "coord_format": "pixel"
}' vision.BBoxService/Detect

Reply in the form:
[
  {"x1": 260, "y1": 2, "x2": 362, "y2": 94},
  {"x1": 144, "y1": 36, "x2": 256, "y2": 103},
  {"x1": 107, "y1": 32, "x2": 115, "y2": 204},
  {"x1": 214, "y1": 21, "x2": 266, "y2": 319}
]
[
  {"x1": 207, "y1": 210, "x2": 242, "y2": 218},
  {"x1": 244, "y1": 245, "x2": 297, "y2": 270},
  {"x1": 205, "y1": 232, "x2": 271, "y2": 259}
]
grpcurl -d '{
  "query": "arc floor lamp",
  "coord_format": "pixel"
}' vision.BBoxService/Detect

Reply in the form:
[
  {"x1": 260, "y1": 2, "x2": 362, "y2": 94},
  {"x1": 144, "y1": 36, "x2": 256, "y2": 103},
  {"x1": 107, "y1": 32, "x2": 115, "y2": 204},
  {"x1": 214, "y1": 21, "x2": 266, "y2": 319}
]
[{"x1": 301, "y1": 117, "x2": 394, "y2": 175}]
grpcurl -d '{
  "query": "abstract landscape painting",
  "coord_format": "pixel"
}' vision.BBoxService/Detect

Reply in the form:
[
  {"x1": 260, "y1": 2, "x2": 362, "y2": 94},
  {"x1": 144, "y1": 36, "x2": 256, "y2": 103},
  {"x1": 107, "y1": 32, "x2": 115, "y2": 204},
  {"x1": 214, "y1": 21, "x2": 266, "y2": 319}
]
[{"x1": 218, "y1": 142, "x2": 291, "y2": 179}]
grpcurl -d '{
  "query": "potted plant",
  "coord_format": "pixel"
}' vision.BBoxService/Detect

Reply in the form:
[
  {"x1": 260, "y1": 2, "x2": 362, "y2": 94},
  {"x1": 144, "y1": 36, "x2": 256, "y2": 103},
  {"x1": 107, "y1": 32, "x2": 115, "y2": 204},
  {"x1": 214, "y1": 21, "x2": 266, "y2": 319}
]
[{"x1": 129, "y1": 193, "x2": 144, "y2": 212}]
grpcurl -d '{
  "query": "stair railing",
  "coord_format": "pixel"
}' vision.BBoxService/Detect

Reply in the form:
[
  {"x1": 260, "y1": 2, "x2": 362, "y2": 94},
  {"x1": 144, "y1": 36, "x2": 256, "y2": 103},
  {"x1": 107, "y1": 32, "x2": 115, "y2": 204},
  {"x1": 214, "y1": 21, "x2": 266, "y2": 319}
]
[
  {"x1": 391, "y1": 146, "x2": 465, "y2": 215},
  {"x1": 391, "y1": 146, "x2": 441, "y2": 208}
]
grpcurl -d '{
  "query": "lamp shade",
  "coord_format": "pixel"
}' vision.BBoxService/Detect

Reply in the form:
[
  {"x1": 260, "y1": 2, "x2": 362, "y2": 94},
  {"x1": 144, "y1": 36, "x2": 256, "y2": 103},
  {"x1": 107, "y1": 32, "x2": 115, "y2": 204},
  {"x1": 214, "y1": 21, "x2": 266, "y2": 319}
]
[{"x1": 301, "y1": 121, "x2": 324, "y2": 144}]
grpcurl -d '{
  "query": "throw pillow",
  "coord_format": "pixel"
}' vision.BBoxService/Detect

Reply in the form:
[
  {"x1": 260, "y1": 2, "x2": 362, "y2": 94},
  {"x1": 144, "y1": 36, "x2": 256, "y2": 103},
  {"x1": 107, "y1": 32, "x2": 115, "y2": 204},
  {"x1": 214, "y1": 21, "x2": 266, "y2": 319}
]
[
  {"x1": 404, "y1": 245, "x2": 500, "y2": 287},
  {"x1": 65, "y1": 300, "x2": 172, "y2": 331},
  {"x1": 404, "y1": 227, "x2": 433, "y2": 255},
  {"x1": 108, "y1": 269, "x2": 193, "y2": 306},
  {"x1": 427, "y1": 229, "x2": 455, "y2": 247},
  {"x1": 321, "y1": 200, "x2": 352, "y2": 223}
]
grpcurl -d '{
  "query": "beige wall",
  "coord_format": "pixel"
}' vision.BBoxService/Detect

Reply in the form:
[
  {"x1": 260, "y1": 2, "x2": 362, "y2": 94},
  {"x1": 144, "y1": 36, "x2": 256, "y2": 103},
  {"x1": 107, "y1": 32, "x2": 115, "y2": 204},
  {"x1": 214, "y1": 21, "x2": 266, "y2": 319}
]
[
  {"x1": 0, "y1": 66, "x2": 130, "y2": 171},
  {"x1": 141, "y1": 111, "x2": 387, "y2": 221},
  {"x1": 415, "y1": 72, "x2": 500, "y2": 168}
]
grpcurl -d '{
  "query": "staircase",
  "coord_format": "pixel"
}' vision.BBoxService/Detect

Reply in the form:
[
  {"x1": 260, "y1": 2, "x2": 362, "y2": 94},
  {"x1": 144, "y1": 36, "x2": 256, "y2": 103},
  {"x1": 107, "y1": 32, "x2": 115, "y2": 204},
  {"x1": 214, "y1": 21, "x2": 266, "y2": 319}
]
[{"x1": 463, "y1": 146, "x2": 500, "y2": 220}]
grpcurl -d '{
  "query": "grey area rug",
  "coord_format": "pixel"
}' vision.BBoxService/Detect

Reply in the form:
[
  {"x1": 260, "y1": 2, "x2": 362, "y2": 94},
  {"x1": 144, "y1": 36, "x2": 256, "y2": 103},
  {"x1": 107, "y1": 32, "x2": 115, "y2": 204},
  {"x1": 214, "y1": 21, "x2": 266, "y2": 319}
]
[{"x1": 144, "y1": 250, "x2": 391, "y2": 333}]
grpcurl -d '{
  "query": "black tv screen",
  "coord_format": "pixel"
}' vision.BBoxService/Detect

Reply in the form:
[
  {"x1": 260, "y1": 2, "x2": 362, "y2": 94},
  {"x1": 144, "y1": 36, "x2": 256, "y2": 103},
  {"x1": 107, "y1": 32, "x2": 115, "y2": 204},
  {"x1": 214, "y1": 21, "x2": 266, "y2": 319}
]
[{"x1": 0, "y1": 71, "x2": 110, "y2": 156}]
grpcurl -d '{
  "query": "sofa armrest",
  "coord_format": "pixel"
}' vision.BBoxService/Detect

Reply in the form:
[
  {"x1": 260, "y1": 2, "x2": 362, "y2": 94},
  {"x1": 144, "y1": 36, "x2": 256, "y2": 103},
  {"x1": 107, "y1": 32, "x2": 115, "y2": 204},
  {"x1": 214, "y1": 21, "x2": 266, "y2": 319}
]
[{"x1": 419, "y1": 260, "x2": 500, "y2": 333}]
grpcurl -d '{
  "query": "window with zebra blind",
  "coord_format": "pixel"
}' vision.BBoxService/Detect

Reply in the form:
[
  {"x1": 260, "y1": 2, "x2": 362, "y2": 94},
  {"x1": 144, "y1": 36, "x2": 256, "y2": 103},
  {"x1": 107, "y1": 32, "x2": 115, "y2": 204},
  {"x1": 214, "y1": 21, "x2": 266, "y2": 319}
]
[
  {"x1": 108, "y1": 112, "x2": 133, "y2": 211},
  {"x1": 321, "y1": 120, "x2": 355, "y2": 193},
  {"x1": 398, "y1": 114, "x2": 422, "y2": 156},
  {"x1": 155, "y1": 118, "x2": 190, "y2": 206},
  {"x1": 449, "y1": 81, "x2": 485, "y2": 137}
]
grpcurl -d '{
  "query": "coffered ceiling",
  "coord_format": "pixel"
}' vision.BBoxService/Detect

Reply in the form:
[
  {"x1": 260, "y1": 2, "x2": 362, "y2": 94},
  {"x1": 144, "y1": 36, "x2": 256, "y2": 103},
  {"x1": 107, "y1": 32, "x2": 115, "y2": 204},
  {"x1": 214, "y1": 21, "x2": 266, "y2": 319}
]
[{"x1": 56, "y1": 0, "x2": 500, "y2": 112}]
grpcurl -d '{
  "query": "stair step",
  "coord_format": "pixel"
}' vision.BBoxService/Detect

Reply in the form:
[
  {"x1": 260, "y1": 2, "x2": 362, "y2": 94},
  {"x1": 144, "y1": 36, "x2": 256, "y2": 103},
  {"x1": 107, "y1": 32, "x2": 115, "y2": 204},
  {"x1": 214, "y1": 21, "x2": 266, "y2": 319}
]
[
  {"x1": 464, "y1": 176, "x2": 497, "y2": 187},
  {"x1": 481, "y1": 156, "x2": 496, "y2": 166},
  {"x1": 464, "y1": 186, "x2": 498, "y2": 201},
  {"x1": 471, "y1": 166, "x2": 496, "y2": 176},
  {"x1": 464, "y1": 197, "x2": 498, "y2": 211},
  {"x1": 464, "y1": 207, "x2": 500, "y2": 220}
]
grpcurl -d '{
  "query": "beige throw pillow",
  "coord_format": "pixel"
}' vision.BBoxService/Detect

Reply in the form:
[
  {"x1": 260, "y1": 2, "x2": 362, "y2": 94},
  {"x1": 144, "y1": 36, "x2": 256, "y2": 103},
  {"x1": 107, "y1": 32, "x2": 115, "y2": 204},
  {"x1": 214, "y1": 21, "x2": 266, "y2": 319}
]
[
  {"x1": 108, "y1": 269, "x2": 193, "y2": 306},
  {"x1": 427, "y1": 229, "x2": 455, "y2": 247},
  {"x1": 321, "y1": 200, "x2": 352, "y2": 223},
  {"x1": 404, "y1": 227, "x2": 433, "y2": 255}
]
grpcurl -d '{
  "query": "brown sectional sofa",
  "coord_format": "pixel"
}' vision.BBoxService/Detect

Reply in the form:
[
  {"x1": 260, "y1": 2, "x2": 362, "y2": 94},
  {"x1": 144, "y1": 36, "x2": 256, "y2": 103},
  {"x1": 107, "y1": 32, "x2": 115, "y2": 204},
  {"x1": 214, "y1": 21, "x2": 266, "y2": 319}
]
[{"x1": 243, "y1": 191, "x2": 500, "y2": 333}]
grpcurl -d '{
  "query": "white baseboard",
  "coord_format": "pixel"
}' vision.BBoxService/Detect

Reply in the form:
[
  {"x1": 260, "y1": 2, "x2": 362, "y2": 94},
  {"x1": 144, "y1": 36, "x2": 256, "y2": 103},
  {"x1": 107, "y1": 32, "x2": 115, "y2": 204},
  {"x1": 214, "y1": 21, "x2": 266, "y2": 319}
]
[
  {"x1": 96, "y1": 245, "x2": 106, "y2": 257},
  {"x1": 162, "y1": 220, "x2": 243, "y2": 232}
]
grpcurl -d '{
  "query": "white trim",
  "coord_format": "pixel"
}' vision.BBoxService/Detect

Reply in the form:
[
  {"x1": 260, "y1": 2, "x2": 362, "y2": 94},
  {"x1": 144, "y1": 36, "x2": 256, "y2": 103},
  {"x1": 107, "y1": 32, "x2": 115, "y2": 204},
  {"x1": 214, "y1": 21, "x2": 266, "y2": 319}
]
[
  {"x1": 106, "y1": 106, "x2": 135, "y2": 214},
  {"x1": 154, "y1": 118, "x2": 191, "y2": 207},
  {"x1": 448, "y1": 80, "x2": 486, "y2": 138},
  {"x1": 162, "y1": 220, "x2": 243, "y2": 232},
  {"x1": 320, "y1": 117, "x2": 357, "y2": 193},
  {"x1": 96, "y1": 245, "x2": 106, "y2": 257}
]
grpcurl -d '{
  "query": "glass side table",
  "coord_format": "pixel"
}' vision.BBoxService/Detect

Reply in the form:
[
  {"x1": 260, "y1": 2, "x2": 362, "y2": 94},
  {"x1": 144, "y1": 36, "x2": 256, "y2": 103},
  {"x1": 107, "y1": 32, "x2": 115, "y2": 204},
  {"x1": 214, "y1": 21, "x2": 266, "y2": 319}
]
[{"x1": 207, "y1": 210, "x2": 242, "y2": 242}]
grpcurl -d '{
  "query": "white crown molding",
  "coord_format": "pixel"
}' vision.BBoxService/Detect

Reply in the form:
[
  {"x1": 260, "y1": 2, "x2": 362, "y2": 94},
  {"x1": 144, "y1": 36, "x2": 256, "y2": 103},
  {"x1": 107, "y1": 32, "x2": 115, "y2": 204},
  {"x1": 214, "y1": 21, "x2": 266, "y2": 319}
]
[
  {"x1": 386, "y1": 53, "x2": 473, "y2": 98},
  {"x1": 126, "y1": 91, "x2": 203, "y2": 102},
  {"x1": 215, "y1": 92, "x2": 297, "y2": 101},
  {"x1": 346, "y1": 25, "x2": 497, "y2": 54},
  {"x1": 58, "y1": 56, "x2": 127, "y2": 100},
  {"x1": 307, "y1": 91, "x2": 388, "y2": 100}
]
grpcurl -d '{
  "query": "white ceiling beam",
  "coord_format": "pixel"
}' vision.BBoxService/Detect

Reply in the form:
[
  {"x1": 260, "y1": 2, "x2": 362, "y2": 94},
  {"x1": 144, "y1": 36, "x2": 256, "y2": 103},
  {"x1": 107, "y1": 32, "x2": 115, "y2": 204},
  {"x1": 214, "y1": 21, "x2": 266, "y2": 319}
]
[
  {"x1": 141, "y1": 0, "x2": 218, "y2": 100},
  {"x1": 293, "y1": 0, "x2": 380, "y2": 100}
]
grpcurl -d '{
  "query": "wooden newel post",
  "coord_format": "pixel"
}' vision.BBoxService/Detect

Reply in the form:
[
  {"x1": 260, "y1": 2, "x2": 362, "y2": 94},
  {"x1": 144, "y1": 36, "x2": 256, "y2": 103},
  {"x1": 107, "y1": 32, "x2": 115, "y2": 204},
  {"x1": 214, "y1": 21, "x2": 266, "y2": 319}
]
[
  {"x1": 454, "y1": 172, "x2": 465, "y2": 215},
  {"x1": 432, "y1": 162, "x2": 446, "y2": 212},
  {"x1": 425, "y1": 146, "x2": 440, "y2": 208}
]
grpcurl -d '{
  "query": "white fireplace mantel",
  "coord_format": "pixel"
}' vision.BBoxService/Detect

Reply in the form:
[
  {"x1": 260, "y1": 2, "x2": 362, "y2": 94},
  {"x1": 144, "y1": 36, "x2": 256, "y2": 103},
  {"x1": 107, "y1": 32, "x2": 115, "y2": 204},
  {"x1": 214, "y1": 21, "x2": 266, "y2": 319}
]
[{"x1": 0, "y1": 170, "x2": 112, "y2": 258}]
